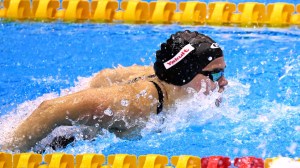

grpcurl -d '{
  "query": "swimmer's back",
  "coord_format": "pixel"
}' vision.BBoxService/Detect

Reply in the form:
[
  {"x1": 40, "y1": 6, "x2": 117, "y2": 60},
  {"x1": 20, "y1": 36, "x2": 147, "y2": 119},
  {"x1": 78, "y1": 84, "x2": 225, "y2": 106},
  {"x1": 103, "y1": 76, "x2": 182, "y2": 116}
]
[{"x1": 90, "y1": 65, "x2": 154, "y2": 88}]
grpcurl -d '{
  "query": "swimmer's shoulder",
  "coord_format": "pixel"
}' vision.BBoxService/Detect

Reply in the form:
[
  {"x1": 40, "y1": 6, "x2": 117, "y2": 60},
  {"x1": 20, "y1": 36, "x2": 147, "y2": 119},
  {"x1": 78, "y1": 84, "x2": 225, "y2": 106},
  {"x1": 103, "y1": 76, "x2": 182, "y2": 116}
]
[{"x1": 113, "y1": 64, "x2": 154, "y2": 73}]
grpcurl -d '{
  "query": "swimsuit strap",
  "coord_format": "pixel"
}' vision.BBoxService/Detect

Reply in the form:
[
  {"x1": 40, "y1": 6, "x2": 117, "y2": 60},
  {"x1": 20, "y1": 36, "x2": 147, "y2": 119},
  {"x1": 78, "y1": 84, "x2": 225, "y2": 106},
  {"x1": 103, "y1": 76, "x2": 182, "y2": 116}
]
[
  {"x1": 150, "y1": 81, "x2": 164, "y2": 114},
  {"x1": 127, "y1": 74, "x2": 156, "y2": 84},
  {"x1": 126, "y1": 74, "x2": 163, "y2": 114}
]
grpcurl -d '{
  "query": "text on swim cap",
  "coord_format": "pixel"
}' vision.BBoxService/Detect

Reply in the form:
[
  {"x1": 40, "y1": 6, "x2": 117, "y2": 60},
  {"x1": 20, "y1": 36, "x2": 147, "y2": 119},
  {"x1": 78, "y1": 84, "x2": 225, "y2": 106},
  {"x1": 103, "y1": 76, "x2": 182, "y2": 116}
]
[{"x1": 164, "y1": 44, "x2": 195, "y2": 69}]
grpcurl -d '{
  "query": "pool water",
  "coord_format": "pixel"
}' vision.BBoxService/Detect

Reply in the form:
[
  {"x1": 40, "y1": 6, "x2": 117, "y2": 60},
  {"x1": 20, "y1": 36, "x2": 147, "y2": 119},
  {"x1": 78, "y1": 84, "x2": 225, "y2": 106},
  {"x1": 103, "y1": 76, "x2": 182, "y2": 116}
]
[{"x1": 0, "y1": 22, "x2": 299, "y2": 159}]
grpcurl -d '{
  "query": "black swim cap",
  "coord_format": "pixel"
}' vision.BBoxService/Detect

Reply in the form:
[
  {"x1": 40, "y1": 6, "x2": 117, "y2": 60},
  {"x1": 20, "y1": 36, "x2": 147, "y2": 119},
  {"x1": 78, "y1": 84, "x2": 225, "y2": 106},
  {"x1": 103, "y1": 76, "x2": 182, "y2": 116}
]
[{"x1": 154, "y1": 30, "x2": 223, "y2": 86}]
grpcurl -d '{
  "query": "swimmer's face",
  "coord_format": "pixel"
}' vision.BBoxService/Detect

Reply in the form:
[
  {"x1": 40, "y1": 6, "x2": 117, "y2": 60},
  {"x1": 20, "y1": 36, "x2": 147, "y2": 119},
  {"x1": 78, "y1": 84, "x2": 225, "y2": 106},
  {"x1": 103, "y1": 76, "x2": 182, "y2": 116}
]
[{"x1": 185, "y1": 57, "x2": 228, "y2": 94}]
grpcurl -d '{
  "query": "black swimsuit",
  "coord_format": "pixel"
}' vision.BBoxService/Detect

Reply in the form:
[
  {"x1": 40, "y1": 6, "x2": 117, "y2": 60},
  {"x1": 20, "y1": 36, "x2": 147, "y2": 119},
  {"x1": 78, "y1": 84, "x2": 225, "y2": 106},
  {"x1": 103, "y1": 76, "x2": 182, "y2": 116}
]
[{"x1": 150, "y1": 81, "x2": 164, "y2": 114}]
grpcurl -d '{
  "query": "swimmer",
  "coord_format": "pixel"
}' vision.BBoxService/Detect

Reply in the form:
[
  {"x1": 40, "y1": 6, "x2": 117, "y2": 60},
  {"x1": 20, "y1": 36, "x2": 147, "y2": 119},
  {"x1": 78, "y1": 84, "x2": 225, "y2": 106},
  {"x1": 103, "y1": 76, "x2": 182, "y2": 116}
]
[{"x1": 2, "y1": 30, "x2": 228, "y2": 152}]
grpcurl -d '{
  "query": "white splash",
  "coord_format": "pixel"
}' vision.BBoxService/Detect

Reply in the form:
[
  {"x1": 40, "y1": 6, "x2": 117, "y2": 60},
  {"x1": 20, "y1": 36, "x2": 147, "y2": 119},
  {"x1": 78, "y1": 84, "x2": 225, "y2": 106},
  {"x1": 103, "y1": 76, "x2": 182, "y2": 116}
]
[
  {"x1": 278, "y1": 55, "x2": 300, "y2": 81},
  {"x1": 121, "y1": 99, "x2": 129, "y2": 107},
  {"x1": 0, "y1": 92, "x2": 60, "y2": 146},
  {"x1": 0, "y1": 76, "x2": 92, "y2": 147},
  {"x1": 142, "y1": 78, "x2": 250, "y2": 135},
  {"x1": 104, "y1": 108, "x2": 113, "y2": 116}
]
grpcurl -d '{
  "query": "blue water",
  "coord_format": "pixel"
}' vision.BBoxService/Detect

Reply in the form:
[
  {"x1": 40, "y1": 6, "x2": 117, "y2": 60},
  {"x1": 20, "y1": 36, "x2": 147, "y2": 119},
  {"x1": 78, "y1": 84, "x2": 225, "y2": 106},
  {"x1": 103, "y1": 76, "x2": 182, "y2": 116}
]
[{"x1": 0, "y1": 22, "x2": 300, "y2": 159}]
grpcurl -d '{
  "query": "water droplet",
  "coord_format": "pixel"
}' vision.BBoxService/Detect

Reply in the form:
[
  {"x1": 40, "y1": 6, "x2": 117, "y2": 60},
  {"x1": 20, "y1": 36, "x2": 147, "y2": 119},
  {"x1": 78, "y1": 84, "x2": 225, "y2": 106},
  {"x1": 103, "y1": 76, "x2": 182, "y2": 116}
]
[
  {"x1": 140, "y1": 90, "x2": 147, "y2": 96},
  {"x1": 104, "y1": 108, "x2": 113, "y2": 116},
  {"x1": 121, "y1": 99, "x2": 129, "y2": 107}
]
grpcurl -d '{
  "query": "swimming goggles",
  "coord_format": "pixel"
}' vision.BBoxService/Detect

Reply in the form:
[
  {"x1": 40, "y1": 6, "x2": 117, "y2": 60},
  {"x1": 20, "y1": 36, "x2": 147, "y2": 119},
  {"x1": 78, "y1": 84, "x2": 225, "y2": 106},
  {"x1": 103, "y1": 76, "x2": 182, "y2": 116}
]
[{"x1": 200, "y1": 69, "x2": 224, "y2": 82}]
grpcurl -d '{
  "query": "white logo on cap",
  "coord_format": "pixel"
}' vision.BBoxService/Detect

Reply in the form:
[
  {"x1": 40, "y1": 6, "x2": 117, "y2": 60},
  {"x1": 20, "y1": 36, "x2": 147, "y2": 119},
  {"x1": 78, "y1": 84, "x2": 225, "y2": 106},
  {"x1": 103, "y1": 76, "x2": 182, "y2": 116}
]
[
  {"x1": 210, "y1": 43, "x2": 220, "y2": 48},
  {"x1": 164, "y1": 44, "x2": 195, "y2": 69}
]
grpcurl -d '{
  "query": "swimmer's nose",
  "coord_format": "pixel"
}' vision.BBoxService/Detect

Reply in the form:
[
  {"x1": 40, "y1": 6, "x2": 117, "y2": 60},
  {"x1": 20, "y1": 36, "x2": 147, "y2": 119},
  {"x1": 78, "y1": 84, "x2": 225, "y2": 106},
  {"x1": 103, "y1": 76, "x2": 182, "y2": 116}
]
[{"x1": 218, "y1": 76, "x2": 228, "y2": 93}]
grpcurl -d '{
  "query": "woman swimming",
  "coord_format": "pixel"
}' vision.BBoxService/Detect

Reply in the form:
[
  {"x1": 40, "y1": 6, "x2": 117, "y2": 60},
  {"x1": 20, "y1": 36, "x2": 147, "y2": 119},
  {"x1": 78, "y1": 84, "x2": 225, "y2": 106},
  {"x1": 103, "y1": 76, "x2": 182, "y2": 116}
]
[{"x1": 2, "y1": 30, "x2": 228, "y2": 152}]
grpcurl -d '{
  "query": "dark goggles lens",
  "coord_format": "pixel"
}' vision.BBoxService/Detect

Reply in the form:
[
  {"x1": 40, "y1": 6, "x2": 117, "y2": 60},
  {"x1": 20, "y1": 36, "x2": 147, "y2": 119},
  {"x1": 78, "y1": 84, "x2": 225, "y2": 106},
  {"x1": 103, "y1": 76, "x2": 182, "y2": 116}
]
[{"x1": 200, "y1": 69, "x2": 224, "y2": 82}]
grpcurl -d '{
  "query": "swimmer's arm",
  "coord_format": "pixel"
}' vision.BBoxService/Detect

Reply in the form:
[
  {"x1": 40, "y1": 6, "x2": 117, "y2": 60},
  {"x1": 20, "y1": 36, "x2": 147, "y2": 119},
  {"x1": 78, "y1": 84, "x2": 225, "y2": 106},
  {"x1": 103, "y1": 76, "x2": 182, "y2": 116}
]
[
  {"x1": 90, "y1": 65, "x2": 154, "y2": 88},
  {"x1": 5, "y1": 82, "x2": 158, "y2": 151}
]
